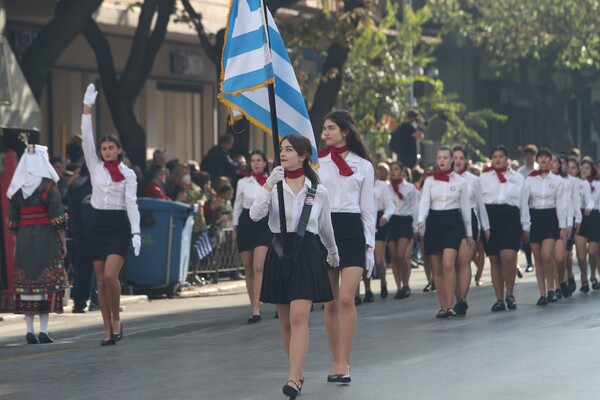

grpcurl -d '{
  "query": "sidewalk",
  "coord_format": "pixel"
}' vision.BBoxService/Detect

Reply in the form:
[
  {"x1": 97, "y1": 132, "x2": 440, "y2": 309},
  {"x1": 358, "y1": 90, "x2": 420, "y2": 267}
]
[{"x1": 0, "y1": 278, "x2": 248, "y2": 322}]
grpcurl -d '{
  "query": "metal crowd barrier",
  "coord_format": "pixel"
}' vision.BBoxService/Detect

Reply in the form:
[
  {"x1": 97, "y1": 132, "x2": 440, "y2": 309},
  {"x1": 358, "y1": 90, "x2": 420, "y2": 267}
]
[{"x1": 188, "y1": 227, "x2": 243, "y2": 283}]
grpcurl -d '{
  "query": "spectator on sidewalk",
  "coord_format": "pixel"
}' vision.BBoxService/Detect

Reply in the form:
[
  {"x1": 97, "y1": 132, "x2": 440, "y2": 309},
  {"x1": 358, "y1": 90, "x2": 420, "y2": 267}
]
[
  {"x1": 144, "y1": 165, "x2": 171, "y2": 200},
  {"x1": 389, "y1": 110, "x2": 425, "y2": 168},
  {"x1": 200, "y1": 134, "x2": 237, "y2": 182}
]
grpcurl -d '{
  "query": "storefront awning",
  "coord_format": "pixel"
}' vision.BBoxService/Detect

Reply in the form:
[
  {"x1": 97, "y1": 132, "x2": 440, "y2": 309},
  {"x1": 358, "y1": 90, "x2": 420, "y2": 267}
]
[{"x1": 0, "y1": 35, "x2": 42, "y2": 132}]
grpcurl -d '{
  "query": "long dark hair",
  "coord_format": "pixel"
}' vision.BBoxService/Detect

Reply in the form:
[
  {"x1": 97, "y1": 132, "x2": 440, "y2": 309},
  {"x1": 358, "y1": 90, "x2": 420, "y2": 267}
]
[
  {"x1": 247, "y1": 150, "x2": 269, "y2": 174},
  {"x1": 323, "y1": 110, "x2": 373, "y2": 164},
  {"x1": 281, "y1": 135, "x2": 320, "y2": 185},
  {"x1": 580, "y1": 159, "x2": 597, "y2": 180},
  {"x1": 99, "y1": 134, "x2": 123, "y2": 161}
]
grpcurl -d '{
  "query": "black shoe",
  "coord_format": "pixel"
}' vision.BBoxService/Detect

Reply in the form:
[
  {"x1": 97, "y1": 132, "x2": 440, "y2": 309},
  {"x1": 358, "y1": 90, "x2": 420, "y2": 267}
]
[
  {"x1": 547, "y1": 290, "x2": 558, "y2": 303},
  {"x1": 445, "y1": 308, "x2": 457, "y2": 318},
  {"x1": 580, "y1": 282, "x2": 590, "y2": 293},
  {"x1": 354, "y1": 296, "x2": 362, "y2": 306},
  {"x1": 453, "y1": 299, "x2": 468, "y2": 316},
  {"x1": 536, "y1": 296, "x2": 548, "y2": 306},
  {"x1": 72, "y1": 308, "x2": 86, "y2": 314},
  {"x1": 435, "y1": 309, "x2": 448, "y2": 319},
  {"x1": 491, "y1": 301, "x2": 506, "y2": 312},
  {"x1": 592, "y1": 279, "x2": 600, "y2": 290},
  {"x1": 363, "y1": 291, "x2": 374, "y2": 303},
  {"x1": 506, "y1": 295, "x2": 517, "y2": 310},
  {"x1": 525, "y1": 264, "x2": 534, "y2": 272},
  {"x1": 555, "y1": 288, "x2": 562, "y2": 300},
  {"x1": 516, "y1": 267, "x2": 523, "y2": 279},
  {"x1": 283, "y1": 380, "x2": 300, "y2": 399},
  {"x1": 560, "y1": 282, "x2": 571, "y2": 298},
  {"x1": 338, "y1": 374, "x2": 351, "y2": 385},
  {"x1": 112, "y1": 324, "x2": 123, "y2": 342},
  {"x1": 247, "y1": 314, "x2": 262, "y2": 324},
  {"x1": 38, "y1": 332, "x2": 54, "y2": 344},
  {"x1": 88, "y1": 303, "x2": 100, "y2": 311},
  {"x1": 568, "y1": 277, "x2": 576, "y2": 294},
  {"x1": 394, "y1": 290, "x2": 403, "y2": 300},
  {"x1": 430, "y1": 282, "x2": 436, "y2": 292},
  {"x1": 25, "y1": 332, "x2": 39, "y2": 344},
  {"x1": 100, "y1": 338, "x2": 116, "y2": 346},
  {"x1": 380, "y1": 285, "x2": 388, "y2": 299},
  {"x1": 423, "y1": 284, "x2": 432, "y2": 293},
  {"x1": 327, "y1": 374, "x2": 340, "y2": 383},
  {"x1": 398, "y1": 286, "x2": 411, "y2": 299}
]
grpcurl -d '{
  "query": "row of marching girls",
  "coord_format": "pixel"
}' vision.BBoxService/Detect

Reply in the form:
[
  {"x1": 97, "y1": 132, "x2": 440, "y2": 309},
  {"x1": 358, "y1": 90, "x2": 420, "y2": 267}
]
[{"x1": 247, "y1": 110, "x2": 375, "y2": 399}]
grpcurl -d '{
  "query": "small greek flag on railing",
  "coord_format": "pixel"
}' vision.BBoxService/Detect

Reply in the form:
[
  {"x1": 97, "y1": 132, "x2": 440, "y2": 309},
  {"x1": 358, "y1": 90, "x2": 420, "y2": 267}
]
[{"x1": 218, "y1": 0, "x2": 318, "y2": 164}]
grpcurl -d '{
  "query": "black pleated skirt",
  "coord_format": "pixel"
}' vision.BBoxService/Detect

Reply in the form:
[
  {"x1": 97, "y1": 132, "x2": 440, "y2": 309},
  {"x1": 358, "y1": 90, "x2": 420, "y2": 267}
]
[
  {"x1": 483, "y1": 204, "x2": 522, "y2": 255},
  {"x1": 577, "y1": 209, "x2": 600, "y2": 242},
  {"x1": 387, "y1": 215, "x2": 414, "y2": 241},
  {"x1": 423, "y1": 209, "x2": 465, "y2": 255},
  {"x1": 236, "y1": 209, "x2": 273, "y2": 252},
  {"x1": 375, "y1": 210, "x2": 388, "y2": 242},
  {"x1": 529, "y1": 208, "x2": 560, "y2": 243},
  {"x1": 260, "y1": 233, "x2": 333, "y2": 304},
  {"x1": 330, "y1": 212, "x2": 366, "y2": 269},
  {"x1": 89, "y1": 209, "x2": 131, "y2": 261}
]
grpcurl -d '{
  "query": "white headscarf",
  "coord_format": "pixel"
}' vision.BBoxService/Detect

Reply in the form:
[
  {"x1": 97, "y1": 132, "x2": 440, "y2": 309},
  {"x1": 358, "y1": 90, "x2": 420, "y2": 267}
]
[{"x1": 6, "y1": 145, "x2": 60, "y2": 199}]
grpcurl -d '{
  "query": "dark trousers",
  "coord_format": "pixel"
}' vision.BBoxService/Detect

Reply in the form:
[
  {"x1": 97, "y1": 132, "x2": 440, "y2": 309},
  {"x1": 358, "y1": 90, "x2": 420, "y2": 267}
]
[
  {"x1": 73, "y1": 235, "x2": 98, "y2": 309},
  {"x1": 521, "y1": 240, "x2": 532, "y2": 266}
]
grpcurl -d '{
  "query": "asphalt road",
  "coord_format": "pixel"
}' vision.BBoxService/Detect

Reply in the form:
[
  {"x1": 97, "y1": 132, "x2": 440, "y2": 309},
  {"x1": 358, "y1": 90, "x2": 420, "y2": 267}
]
[{"x1": 1, "y1": 270, "x2": 600, "y2": 400}]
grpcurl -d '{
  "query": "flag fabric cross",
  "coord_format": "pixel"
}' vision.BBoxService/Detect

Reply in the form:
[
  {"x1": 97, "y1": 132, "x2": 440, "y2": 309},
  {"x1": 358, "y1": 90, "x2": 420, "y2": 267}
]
[{"x1": 218, "y1": 0, "x2": 318, "y2": 164}]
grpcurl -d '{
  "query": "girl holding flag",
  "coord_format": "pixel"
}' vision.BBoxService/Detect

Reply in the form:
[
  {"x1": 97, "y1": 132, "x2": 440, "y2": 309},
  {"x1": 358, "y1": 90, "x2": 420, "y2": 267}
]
[
  {"x1": 318, "y1": 110, "x2": 375, "y2": 384},
  {"x1": 233, "y1": 150, "x2": 272, "y2": 323}
]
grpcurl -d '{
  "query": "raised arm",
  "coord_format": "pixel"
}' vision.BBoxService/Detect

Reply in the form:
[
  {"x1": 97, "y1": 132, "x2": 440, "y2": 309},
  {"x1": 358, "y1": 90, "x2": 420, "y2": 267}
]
[{"x1": 81, "y1": 84, "x2": 100, "y2": 171}]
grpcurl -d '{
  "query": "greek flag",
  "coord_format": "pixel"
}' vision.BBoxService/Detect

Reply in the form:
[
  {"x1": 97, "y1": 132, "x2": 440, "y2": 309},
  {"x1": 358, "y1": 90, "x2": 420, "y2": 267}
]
[{"x1": 218, "y1": 0, "x2": 318, "y2": 164}]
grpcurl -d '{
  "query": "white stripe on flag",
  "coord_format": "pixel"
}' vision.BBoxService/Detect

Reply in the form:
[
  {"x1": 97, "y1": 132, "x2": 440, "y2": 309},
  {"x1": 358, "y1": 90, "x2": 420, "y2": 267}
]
[
  {"x1": 223, "y1": 46, "x2": 272, "y2": 82},
  {"x1": 231, "y1": 0, "x2": 265, "y2": 38}
]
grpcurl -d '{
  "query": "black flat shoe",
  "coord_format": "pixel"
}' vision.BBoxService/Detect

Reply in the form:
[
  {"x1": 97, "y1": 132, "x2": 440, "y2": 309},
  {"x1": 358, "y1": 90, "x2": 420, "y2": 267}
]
[
  {"x1": 394, "y1": 290, "x2": 403, "y2": 299},
  {"x1": 247, "y1": 314, "x2": 262, "y2": 324},
  {"x1": 568, "y1": 277, "x2": 576, "y2": 294},
  {"x1": 354, "y1": 296, "x2": 362, "y2": 306},
  {"x1": 380, "y1": 285, "x2": 388, "y2": 299},
  {"x1": 423, "y1": 283, "x2": 431, "y2": 293},
  {"x1": 26, "y1": 332, "x2": 39, "y2": 344},
  {"x1": 491, "y1": 301, "x2": 506, "y2": 312},
  {"x1": 283, "y1": 380, "x2": 300, "y2": 399},
  {"x1": 338, "y1": 374, "x2": 351, "y2": 385},
  {"x1": 327, "y1": 374, "x2": 340, "y2": 383},
  {"x1": 100, "y1": 338, "x2": 116, "y2": 346},
  {"x1": 536, "y1": 296, "x2": 548, "y2": 306},
  {"x1": 38, "y1": 332, "x2": 54, "y2": 344},
  {"x1": 547, "y1": 290, "x2": 558, "y2": 303},
  {"x1": 525, "y1": 264, "x2": 534, "y2": 272},
  {"x1": 435, "y1": 309, "x2": 447, "y2": 319},
  {"x1": 506, "y1": 295, "x2": 517, "y2": 310},
  {"x1": 72, "y1": 308, "x2": 86, "y2": 314},
  {"x1": 560, "y1": 282, "x2": 571, "y2": 298},
  {"x1": 592, "y1": 278, "x2": 600, "y2": 290},
  {"x1": 516, "y1": 267, "x2": 523, "y2": 278},
  {"x1": 399, "y1": 286, "x2": 411, "y2": 299},
  {"x1": 453, "y1": 299, "x2": 468, "y2": 316},
  {"x1": 445, "y1": 308, "x2": 457, "y2": 318},
  {"x1": 580, "y1": 281, "x2": 590, "y2": 293},
  {"x1": 364, "y1": 291, "x2": 374, "y2": 303},
  {"x1": 112, "y1": 324, "x2": 123, "y2": 342}
]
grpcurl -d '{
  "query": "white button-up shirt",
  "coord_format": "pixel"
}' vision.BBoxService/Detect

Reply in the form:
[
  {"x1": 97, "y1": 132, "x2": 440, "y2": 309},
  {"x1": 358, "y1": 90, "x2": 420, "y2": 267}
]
[
  {"x1": 233, "y1": 176, "x2": 264, "y2": 226},
  {"x1": 389, "y1": 180, "x2": 419, "y2": 233},
  {"x1": 459, "y1": 171, "x2": 490, "y2": 231},
  {"x1": 81, "y1": 114, "x2": 140, "y2": 234},
  {"x1": 318, "y1": 152, "x2": 376, "y2": 248},
  {"x1": 479, "y1": 168, "x2": 530, "y2": 231},
  {"x1": 564, "y1": 175, "x2": 581, "y2": 225},
  {"x1": 591, "y1": 181, "x2": 600, "y2": 210},
  {"x1": 418, "y1": 173, "x2": 472, "y2": 237},
  {"x1": 578, "y1": 178, "x2": 595, "y2": 211},
  {"x1": 526, "y1": 172, "x2": 567, "y2": 228},
  {"x1": 374, "y1": 180, "x2": 395, "y2": 220},
  {"x1": 249, "y1": 178, "x2": 338, "y2": 254}
]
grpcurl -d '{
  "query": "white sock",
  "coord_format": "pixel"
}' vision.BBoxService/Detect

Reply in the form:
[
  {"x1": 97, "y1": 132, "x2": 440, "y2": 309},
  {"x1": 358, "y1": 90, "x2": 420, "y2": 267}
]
[
  {"x1": 39, "y1": 313, "x2": 49, "y2": 334},
  {"x1": 25, "y1": 314, "x2": 34, "y2": 334}
]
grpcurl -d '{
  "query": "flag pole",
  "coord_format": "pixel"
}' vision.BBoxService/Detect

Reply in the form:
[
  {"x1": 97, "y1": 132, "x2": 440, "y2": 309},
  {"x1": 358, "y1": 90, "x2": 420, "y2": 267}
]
[{"x1": 263, "y1": 0, "x2": 288, "y2": 254}]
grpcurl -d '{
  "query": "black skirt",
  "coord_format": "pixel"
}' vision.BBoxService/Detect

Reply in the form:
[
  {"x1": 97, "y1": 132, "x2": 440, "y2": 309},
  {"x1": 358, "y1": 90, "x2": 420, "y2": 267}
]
[
  {"x1": 89, "y1": 209, "x2": 131, "y2": 261},
  {"x1": 330, "y1": 213, "x2": 366, "y2": 268},
  {"x1": 375, "y1": 210, "x2": 388, "y2": 242},
  {"x1": 529, "y1": 208, "x2": 560, "y2": 243},
  {"x1": 577, "y1": 209, "x2": 600, "y2": 242},
  {"x1": 566, "y1": 217, "x2": 576, "y2": 251},
  {"x1": 483, "y1": 204, "x2": 522, "y2": 255},
  {"x1": 471, "y1": 209, "x2": 480, "y2": 242},
  {"x1": 387, "y1": 215, "x2": 414, "y2": 241},
  {"x1": 260, "y1": 233, "x2": 334, "y2": 304},
  {"x1": 423, "y1": 209, "x2": 465, "y2": 255},
  {"x1": 236, "y1": 209, "x2": 273, "y2": 252}
]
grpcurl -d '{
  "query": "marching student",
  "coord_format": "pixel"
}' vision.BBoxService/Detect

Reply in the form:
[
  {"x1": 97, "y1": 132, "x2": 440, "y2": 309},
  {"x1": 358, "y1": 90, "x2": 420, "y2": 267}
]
[
  {"x1": 233, "y1": 150, "x2": 273, "y2": 323},
  {"x1": 81, "y1": 84, "x2": 141, "y2": 346},
  {"x1": 418, "y1": 145, "x2": 472, "y2": 318},
  {"x1": 250, "y1": 135, "x2": 338, "y2": 399},
  {"x1": 319, "y1": 110, "x2": 375, "y2": 384},
  {"x1": 525, "y1": 148, "x2": 568, "y2": 306},
  {"x1": 452, "y1": 146, "x2": 490, "y2": 315},
  {"x1": 386, "y1": 162, "x2": 419, "y2": 300}
]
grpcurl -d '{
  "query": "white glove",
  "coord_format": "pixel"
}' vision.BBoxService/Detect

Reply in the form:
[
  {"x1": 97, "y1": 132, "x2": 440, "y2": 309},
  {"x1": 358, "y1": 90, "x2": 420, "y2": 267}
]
[
  {"x1": 132, "y1": 235, "x2": 141, "y2": 256},
  {"x1": 327, "y1": 252, "x2": 340, "y2": 268},
  {"x1": 83, "y1": 83, "x2": 98, "y2": 107},
  {"x1": 266, "y1": 166, "x2": 285, "y2": 188},
  {"x1": 365, "y1": 248, "x2": 374, "y2": 278}
]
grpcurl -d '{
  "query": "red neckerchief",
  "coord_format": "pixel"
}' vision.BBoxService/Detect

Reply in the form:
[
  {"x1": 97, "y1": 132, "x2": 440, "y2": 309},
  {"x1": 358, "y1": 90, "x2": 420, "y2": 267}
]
[
  {"x1": 529, "y1": 169, "x2": 549, "y2": 177},
  {"x1": 285, "y1": 168, "x2": 305, "y2": 179},
  {"x1": 427, "y1": 168, "x2": 452, "y2": 182},
  {"x1": 587, "y1": 176, "x2": 595, "y2": 192},
  {"x1": 104, "y1": 160, "x2": 125, "y2": 182},
  {"x1": 391, "y1": 178, "x2": 404, "y2": 200},
  {"x1": 244, "y1": 172, "x2": 268, "y2": 186},
  {"x1": 483, "y1": 166, "x2": 507, "y2": 183},
  {"x1": 318, "y1": 145, "x2": 353, "y2": 176}
]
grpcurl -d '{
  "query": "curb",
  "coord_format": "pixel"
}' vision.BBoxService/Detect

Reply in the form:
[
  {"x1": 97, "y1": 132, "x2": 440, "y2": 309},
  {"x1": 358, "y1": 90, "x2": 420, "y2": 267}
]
[{"x1": 180, "y1": 281, "x2": 247, "y2": 297}]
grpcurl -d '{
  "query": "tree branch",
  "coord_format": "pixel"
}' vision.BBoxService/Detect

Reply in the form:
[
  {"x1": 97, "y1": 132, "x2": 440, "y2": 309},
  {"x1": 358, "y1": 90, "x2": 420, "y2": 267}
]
[
  {"x1": 180, "y1": 0, "x2": 219, "y2": 67},
  {"x1": 81, "y1": 17, "x2": 120, "y2": 99}
]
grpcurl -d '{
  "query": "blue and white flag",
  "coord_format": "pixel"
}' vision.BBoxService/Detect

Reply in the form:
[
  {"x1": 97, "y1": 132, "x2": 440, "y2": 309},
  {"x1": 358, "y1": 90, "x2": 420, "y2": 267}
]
[{"x1": 218, "y1": 0, "x2": 318, "y2": 164}]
